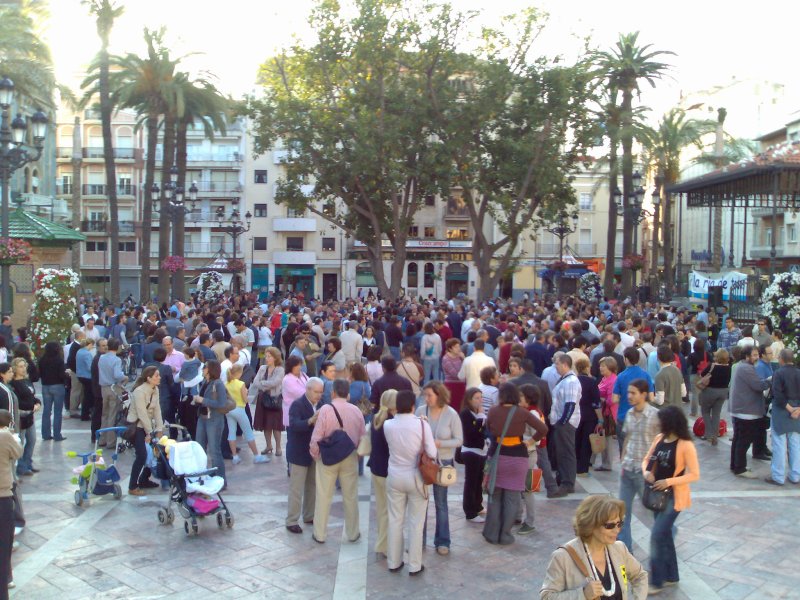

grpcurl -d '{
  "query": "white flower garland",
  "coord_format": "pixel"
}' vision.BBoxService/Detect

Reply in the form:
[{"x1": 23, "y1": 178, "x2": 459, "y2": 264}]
[
  {"x1": 29, "y1": 268, "x2": 80, "y2": 355},
  {"x1": 578, "y1": 272, "x2": 603, "y2": 303},
  {"x1": 761, "y1": 271, "x2": 800, "y2": 355},
  {"x1": 198, "y1": 271, "x2": 225, "y2": 303}
]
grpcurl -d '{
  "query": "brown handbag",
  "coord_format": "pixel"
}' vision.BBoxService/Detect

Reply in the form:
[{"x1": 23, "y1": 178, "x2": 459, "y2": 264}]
[{"x1": 418, "y1": 419, "x2": 438, "y2": 485}]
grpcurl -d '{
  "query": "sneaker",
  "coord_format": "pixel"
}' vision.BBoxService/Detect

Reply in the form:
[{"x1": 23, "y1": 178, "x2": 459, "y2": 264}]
[
  {"x1": 764, "y1": 477, "x2": 784, "y2": 486},
  {"x1": 517, "y1": 524, "x2": 536, "y2": 535},
  {"x1": 14, "y1": 526, "x2": 22, "y2": 536},
  {"x1": 467, "y1": 515, "x2": 485, "y2": 523},
  {"x1": 232, "y1": 455, "x2": 242, "y2": 465},
  {"x1": 253, "y1": 455, "x2": 270, "y2": 464},
  {"x1": 547, "y1": 488, "x2": 568, "y2": 499},
  {"x1": 736, "y1": 470, "x2": 758, "y2": 479},
  {"x1": 435, "y1": 546, "x2": 449, "y2": 556},
  {"x1": 11, "y1": 541, "x2": 19, "y2": 552},
  {"x1": 664, "y1": 580, "x2": 679, "y2": 587},
  {"x1": 8, "y1": 581, "x2": 14, "y2": 589},
  {"x1": 128, "y1": 488, "x2": 146, "y2": 496},
  {"x1": 649, "y1": 585, "x2": 663, "y2": 595},
  {"x1": 138, "y1": 479, "x2": 160, "y2": 489}
]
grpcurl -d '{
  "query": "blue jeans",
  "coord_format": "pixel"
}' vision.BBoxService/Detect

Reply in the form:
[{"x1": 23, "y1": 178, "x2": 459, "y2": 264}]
[
  {"x1": 423, "y1": 357, "x2": 440, "y2": 384},
  {"x1": 618, "y1": 468, "x2": 644, "y2": 551},
  {"x1": 423, "y1": 459, "x2": 452, "y2": 549},
  {"x1": 41, "y1": 384, "x2": 65, "y2": 439},
  {"x1": 650, "y1": 494, "x2": 681, "y2": 587},
  {"x1": 17, "y1": 426, "x2": 35, "y2": 474},
  {"x1": 195, "y1": 414, "x2": 226, "y2": 482},
  {"x1": 771, "y1": 427, "x2": 800, "y2": 484}
]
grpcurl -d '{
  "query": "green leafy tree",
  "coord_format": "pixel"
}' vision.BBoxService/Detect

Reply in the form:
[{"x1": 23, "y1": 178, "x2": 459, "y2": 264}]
[
  {"x1": 244, "y1": 0, "x2": 463, "y2": 300},
  {"x1": 0, "y1": 0, "x2": 55, "y2": 107}
]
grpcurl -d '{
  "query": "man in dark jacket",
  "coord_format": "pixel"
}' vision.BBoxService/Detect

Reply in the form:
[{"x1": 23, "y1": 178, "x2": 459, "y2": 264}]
[
  {"x1": 591, "y1": 339, "x2": 625, "y2": 380},
  {"x1": 89, "y1": 339, "x2": 107, "y2": 435},
  {"x1": 510, "y1": 358, "x2": 553, "y2": 419},
  {"x1": 369, "y1": 356, "x2": 412, "y2": 412},
  {"x1": 766, "y1": 349, "x2": 800, "y2": 485},
  {"x1": 730, "y1": 345, "x2": 771, "y2": 477},
  {"x1": 525, "y1": 332, "x2": 550, "y2": 377},
  {"x1": 285, "y1": 378, "x2": 323, "y2": 533}
]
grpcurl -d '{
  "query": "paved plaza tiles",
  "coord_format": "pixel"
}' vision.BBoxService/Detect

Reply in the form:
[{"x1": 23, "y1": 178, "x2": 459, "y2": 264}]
[{"x1": 9, "y1": 413, "x2": 800, "y2": 600}]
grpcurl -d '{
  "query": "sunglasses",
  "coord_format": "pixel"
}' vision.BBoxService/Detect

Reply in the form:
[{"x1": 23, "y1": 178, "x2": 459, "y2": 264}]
[{"x1": 602, "y1": 520, "x2": 624, "y2": 530}]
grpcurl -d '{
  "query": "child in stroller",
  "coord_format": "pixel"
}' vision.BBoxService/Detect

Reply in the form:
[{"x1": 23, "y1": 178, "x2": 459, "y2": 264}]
[{"x1": 153, "y1": 424, "x2": 233, "y2": 536}]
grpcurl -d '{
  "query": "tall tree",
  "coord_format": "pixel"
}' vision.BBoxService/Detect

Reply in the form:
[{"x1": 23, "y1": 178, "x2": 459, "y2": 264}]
[
  {"x1": 641, "y1": 108, "x2": 713, "y2": 295},
  {"x1": 712, "y1": 108, "x2": 726, "y2": 272},
  {"x1": 71, "y1": 116, "x2": 82, "y2": 273},
  {"x1": 245, "y1": 0, "x2": 459, "y2": 300},
  {"x1": 82, "y1": 0, "x2": 124, "y2": 303},
  {"x1": 595, "y1": 32, "x2": 673, "y2": 295}
]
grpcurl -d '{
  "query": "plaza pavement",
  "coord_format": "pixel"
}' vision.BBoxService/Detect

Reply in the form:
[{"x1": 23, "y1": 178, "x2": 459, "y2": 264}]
[{"x1": 9, "y1": 405, "x2": 800, "y2": 600}]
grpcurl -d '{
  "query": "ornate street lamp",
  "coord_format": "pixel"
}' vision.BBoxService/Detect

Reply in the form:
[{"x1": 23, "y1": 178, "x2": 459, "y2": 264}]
[{"x1": 216, "y1": 196, "x2": 251, "y2": 294}]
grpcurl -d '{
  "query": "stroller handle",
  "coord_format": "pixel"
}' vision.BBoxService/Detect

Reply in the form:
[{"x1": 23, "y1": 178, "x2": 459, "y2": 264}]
[
  {"x1": 95, "y1": 426, "x2": 128, "y2": 435},
  {"x1": 181, "y1": 467, "x2": 218, "y2": 478}
]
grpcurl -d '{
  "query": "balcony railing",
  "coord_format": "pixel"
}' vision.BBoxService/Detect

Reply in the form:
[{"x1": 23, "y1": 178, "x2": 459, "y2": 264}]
[
  {"x1": 83, "y1": 147, "x2": 137, "y2": 159},
  {"x1": 154, "y1": 150, "x2": 243, "y2": 162},
  {"x1": 81, "y1": 184, "x2": 136, "y2": 196},
  {"x1": 56, "y1": 147, "x2": 76, "y2": 159},
  {"x1": 81, "y1": 220, "x2": 136, "y2": 233},
  {"x1": 56, "y1": 183, "x2": 73, "y2": 195},
  {"x1": 192, "y1": 181, "x2": 242, "y2": 193},
  {"x1": 149, "y1": 243, "x2": 234, "y2": 257},
  {"x1": 573, "y1": 243, "x2": 598, "y2": 256}
]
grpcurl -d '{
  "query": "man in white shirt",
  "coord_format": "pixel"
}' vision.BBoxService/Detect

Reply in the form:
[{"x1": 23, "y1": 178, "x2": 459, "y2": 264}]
[
  {"x1": 541, "y1": 352, "x2": 565, "y2": 393},
  {"x1": 220, "y1": 346, "x2": 239, "y2": 384},
  {"x1": 81, "y1": 306, "x2": 99, "y2": 325},
  {"x1": 460, "y1": 312, "x2": 476, "y2": 342},
  {"x1": 457, "y1": 339, "x2": 496, "y2": 389},
  {"x1": 550, "y1": 354, "x2": 582, "y2": 495},
  {"x1": 339, "y1": 321, "x2": 364, "y2": 366},
  {"x1": 617, "y1": 322, "x2": 635, "y2": 350},
  {"x1": 82, "y1": 318, "x2": 100, "y2": 342}
]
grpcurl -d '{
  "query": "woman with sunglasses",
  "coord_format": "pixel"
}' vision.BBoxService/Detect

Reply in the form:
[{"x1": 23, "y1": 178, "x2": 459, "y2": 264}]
[
  {"x1": 640, "y1": 405, "x2": 700, "y2": 595},
  {"x1": 541, "y1": 495, "x2": 648, "y2": 599}
]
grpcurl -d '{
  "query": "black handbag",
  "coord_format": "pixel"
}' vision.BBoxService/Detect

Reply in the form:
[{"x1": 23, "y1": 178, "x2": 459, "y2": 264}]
[
  {"x1": 642, "y1": 482, "x2": 672, "y2": 511},
  {"x1": 317, "y1": 405, "x2": 356, "y2": 466},
  {"x1": 259, "y1": 390, "x2": 283, "y2": 411}
]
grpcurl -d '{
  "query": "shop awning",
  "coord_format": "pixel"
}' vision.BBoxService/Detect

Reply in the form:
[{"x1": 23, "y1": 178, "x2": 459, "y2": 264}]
[
  {"x1": 539, "y1": 266, "x2": 589, "y2": 279},
  {"x1": 275, "y1": 266, "x2": 315, "y2": 277}
]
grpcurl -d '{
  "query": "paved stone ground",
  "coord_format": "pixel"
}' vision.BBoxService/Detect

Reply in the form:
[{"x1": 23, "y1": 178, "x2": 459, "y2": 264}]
[{"x1": 9, "y1": 404, "x2": 800, "y2": 600}]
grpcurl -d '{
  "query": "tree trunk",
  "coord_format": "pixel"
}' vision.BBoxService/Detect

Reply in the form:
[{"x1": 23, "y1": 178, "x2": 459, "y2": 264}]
[
  {"x1": 712, "y1": 109, "x2": 726, "y2": 272},
  {"x1": 71, "y1": 117, "x2": 82, "y2": 275},
  {"x1": 172, "y1": 119, "x2": 188, "y2": 300},
  {"x1": 157, "y1": 113, "x2": 175, "y2": 304},
  {"x1": 139, "y1": 114, "x2": 158, "y2": 301},
  {"x1": 620, "y1": 89, "x2": 634, "y2": 297},
  {"x1": 99, "y1": 46, "x2": 120, "y2": 304},
  {"x1": 603, "y1": 145, "x2": 618, "y2": 297},
  {"x1": 662, "y1": 186, "x2": 673, "y2": 297}
]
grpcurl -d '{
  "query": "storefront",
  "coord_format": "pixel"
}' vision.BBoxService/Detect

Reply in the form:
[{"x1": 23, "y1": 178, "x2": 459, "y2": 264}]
[
  {"x1": 251, "y1": 265, "x2": 270, "y2": 300},
  {"x1": 275, "y1": 265, "x2": 315, "y2": 298},
  {"x1": 445, "y1": 263, "x2": 469, "y2": 298}
]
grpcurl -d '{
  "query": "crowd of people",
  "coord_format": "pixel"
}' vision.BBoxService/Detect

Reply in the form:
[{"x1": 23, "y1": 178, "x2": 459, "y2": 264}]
[{"x1": 0, "y1": 288, "x2": 797, "y2": 598}]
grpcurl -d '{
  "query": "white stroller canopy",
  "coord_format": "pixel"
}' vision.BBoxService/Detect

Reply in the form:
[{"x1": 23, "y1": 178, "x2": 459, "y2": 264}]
[{"x1": 169, "y1": 441, "x2": 224, "y2": 495}]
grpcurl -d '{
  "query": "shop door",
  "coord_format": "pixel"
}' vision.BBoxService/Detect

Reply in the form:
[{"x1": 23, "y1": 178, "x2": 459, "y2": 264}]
[{"x1": 322, "y1": 273, "x2": 338, "y2": 301}]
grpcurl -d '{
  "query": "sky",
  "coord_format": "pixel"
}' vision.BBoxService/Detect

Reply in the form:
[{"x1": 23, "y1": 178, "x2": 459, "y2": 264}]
[{"x1": 43, "y1": 0, "x2": 800, "y2": 138}]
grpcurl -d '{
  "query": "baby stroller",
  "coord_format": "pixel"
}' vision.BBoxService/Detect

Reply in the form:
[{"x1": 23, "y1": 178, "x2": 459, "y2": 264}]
[
  {"x1": 67, "y1": 426, "x2": 127, "y2": 506},
  {"x1": 113, "y1": 385, "x2": 133, "y2": 454},
  {"x1": 153, "y1": 424, "x2": 233, "y2": 536}
]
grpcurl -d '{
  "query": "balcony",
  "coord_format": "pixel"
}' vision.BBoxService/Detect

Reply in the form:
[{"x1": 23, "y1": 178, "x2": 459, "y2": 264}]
[
  {"x1": 149, "y1": 243, "x2": 234, "y2": 257},
  {"x1": 749, "y1": 244, "x2": 793, "y2": 259},
  {"x1": 56, "y1": 147, "x2": 76, "y2": 159},
  {"x1": 192, "y1": 181, "x2": 242, "y2": 194},
  {"x1": 81, "y1": 184, "x2": 137, "y2": 197},
  {"x1": 272, "y1": 217, "x2": 317, "y2": 232},
  {"x1": 82, "y1": 147, "x2": 137, "y2": 160},
  {"x1": 573, "y1": 243, "x2": 598, "y2": 256},
  {"x1": 445, "y1": 197, "x2": 469, "y2": 219},
  {"x1": 155, "y1": 150, "x2": 243, "y2": 163},
  {"x1": 535, "y1": 242, "x2": 561, "y2": 256},
  {"x1": 81, "y1": 220, "x2": 136, "y2": 233},
  {"x1": 273, "y1": 250, "x2": 317, "y2": 264}
]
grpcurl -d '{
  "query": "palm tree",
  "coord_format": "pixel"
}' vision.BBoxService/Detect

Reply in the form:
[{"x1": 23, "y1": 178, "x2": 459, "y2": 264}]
[
  {"x1": 0, "y1": 1, "x2": 55, "y2": 107},
  {"x1": 595, "y1": 32, "x2": 673, "y2": 295},
  {"x1": 641, "y1": 108, "x2": 714, "y2": 295},
  {"x1": 171, "y1": 73, "x2": 228, "y2": 300},
  {"x1": 82, "y1": 0, "x2": 124, "y2": 304}
]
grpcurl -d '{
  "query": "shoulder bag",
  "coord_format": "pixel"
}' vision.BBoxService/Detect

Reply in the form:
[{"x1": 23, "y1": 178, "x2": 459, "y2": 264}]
[
  {"x1": 317, "y1": 404, "x2": 357, "y2": 466},
  {"x1": 482, "y1": 405, "x2": 517, "y2": 495},
  {"x1": 425, "y1": 407, "x2": 458, "y2": 487},
  {"x1": 696, "y1": 363, "x2": 716, "y2": 391},
  {"x1": 559, "y1": 545, "x2": 591, "y2": 579},
  {"x1": 257, "y1": 367, "x2": 283, "y2": 411},
  {"x1": 418, "y1": 418, "x2": 439, "y2": 485},
  {"x1": 214, "y1": 381, "x2": 236, "y2": 415},
  {"x1": 356, "y1": 422, "x2": 372, "y2": 457},
  {"x1": 641, "y1": 448, "x2": 672, "y2": 511}
]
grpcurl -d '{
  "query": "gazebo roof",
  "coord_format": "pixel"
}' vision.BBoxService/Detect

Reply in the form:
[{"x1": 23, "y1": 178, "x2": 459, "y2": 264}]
[
  {"x1": 9, "y1": 208, "x2": 86, "y2": 244},
  {"x1": 667, "y1": 140, "x2": 800, "y2": 209}
]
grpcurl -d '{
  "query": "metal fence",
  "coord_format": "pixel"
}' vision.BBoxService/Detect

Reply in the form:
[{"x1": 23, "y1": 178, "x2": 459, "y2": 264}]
[{"x1": 728, "y1": 275, "x2": 765, "y2": 325}]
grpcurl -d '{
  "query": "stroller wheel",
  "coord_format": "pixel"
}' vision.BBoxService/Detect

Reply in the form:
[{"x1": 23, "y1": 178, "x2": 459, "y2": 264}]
[
  {"x1": 183, "y1": 520, "x2": 190, "y2": 535},
  {"x1": 225, "y1": 513, "x2": 234, "y2": 529},
  {"x1": 158, "y1": 508, "x2": 169, "y2": 525},
  {"x1": 74, "y1": 490, "x2": 83, "y2": 507},
  {"x1": 166, "y1": 508, "x2": 175, "y2": 524},
  {"x1": 217, "y1": 512, "x2": 225, "y2": 529},
  {"x1": 113, "y1": 484, "x2": 122, "y2": 500}
]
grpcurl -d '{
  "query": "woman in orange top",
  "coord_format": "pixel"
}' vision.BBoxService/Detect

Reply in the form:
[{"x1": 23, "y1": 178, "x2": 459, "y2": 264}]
[{"x1": 641, "y1": 405, "x2": 700, "y2": 595}]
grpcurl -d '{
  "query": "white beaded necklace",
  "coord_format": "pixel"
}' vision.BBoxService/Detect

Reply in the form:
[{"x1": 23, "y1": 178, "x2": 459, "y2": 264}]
[{"x1": 583, "y1": 543, "x2": 617, "y2": 598}]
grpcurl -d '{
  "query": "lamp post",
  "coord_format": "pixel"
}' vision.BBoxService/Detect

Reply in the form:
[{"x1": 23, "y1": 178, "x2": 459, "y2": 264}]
[
  {"x1": 215, "y1": 197, "x2": 251, "y2": 295},
  {"x1": 613, "y1": 171, "x2": 655, "y2": 289},
  {"x1": 545, "y1": 210, "x2": 579, "y2": 296},
  {"x1": 150, "y1": 168, "x2": 198, "y2": 300},
  {"x1": 0, "y1": 76, "x2": 47, "y2": 316}
]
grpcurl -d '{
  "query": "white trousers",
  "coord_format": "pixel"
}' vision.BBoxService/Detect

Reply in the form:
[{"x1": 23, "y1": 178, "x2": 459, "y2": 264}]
[{"x1": 387, "y1": 469, "x2": 428, "y2": 572}]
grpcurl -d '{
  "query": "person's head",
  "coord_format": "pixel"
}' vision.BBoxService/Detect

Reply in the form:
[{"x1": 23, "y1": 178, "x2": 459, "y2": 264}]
[
  {"x1": 106, "y1": 338, "x2": 120, "y2": 352},
  {"x1": 656, "y1": 343, "x2": 674, "y2": 365},
  {"x1": 627, "y1": 378, "x2": 650, "y2": 409},
  {"x1": 212, "y1": 330, "x2": 225, "y2": 343},
  {"x1": 473, "y1": 338, "x2": 486, "y2": 352},
  {"x1": 295, "y1": 335, "x2": 308, "y2": 349},
  {"x1": 366, "y1": 345, "x2": 382, "y2": 362},
  {"x1": 182, "y1": 347, "x2": 196, "y2": 361},
  {"x1": 380, "y1": 355, "x2": 397, "y2": 372},
  {"x1": 713, "y1": 348, "x2": 729, "y2": 365},
  {"x1": 573, "y1": 495, "x2": 626, "y2": 545},
  {"x1": 726, "y1": 318, "x2": 736, "y2": 331},
  {"x1": 10, "y1": 357, "x2": 27, "y2": 379},
  {"x1": 153, "y1": 347, "x2": 167, "y2": 363},
  {"x1": 507, "y1": 357, "x2": 523, "y2": 377},
  {"x1": 599, "y1": 356, "x2": 618, "y2": 377},
  {"x1": 555, "y1": 353, "x2": 572, "y2": 376},
  {"x1": 423, "y1": 381, "x2": 450, "y2": 408},
  {"x1": 575, "y1": 357, "x2": 590, "y2": 376},
  {"x1": 134, "y1": 365, "x2": 161, "y2": 390},
  {"x1": 326, "y1": 337, "x2": 342, "y2": 353},
  {"x1": 223, "y1": 345, "x2": 239, "y2": 363},
  {"x1": 305, "y1": 377, "x2": 324, "y2": 405},
  {"x1": 43, "y1": 341, "x2": 62, "y2": 360},
  {"x1": 395, "y1": 390, "x2": 416, "y2": 414},
  {"x1": 284, "y1": 355, "x2": 304, "y2": 376},
  {"x1": 445, "y1": 338, "x2": 461, "y2": 354},
  {"x1": 742, "y1": 344, "x2": 758, "y2": 365},
  {"x1": 480, "y1": 365, "x2": 498, "y2": 386},
  {"x1": 463, "y1": 387, "x2": 483, "y2": 413},
  {"x1": 264, "y1": 347, "x2": 282, "y2": 367},
  {"x1": 773, "y1": 329, "x2": 783, "y2": 341},
  {"x1": 85, "y1": 318, "x2": 95, "y2": 329},
  {"x1": 623, "y1": 346, "x2": 640, "y2": 366},
  {"x1": 350, "y1": 362, "x2": 368, "y2": 382},
  {"x1": 0, "y1": 409, "x2": 11, "y2": 429},
  {"x1": 0, "y1": 363, "x2": 11, "y2": 383},
  {"x1": 518, "y1": 383, "x2": 541, "y2": 410},
  {"x1": 424, "y1": 322, "x2": 434, "y2": 335},
  {"x1": 320, "y1": 360, "x2": 336, "y2": 379},
  {"x1": 374, "y1": 389, "x2": 398, "y2": 429},
  {"x1": 81, "y1": 338, "x2": 95, "y2": 350},
  {"x1": 758, "y1": 344, "x2": 773, "y2": 363},
  {"x1": 97, "y1": 338, "x2": 108, "y2": 353},
  {"x1": 228, "y1": 363, "x2": 243, "y2": 381},
  {"x1": 657, "y1": 405, "x2": 692, "y2": 440},
  {"x1": 331, "y1": 378, "x2": 350, "y2": 400},
  {"x1": 497, "y1": 382, "x2": 520, "y2": 406},
  {"x1": 779, "y1": 348, "x2": 794, "y2": 366}
]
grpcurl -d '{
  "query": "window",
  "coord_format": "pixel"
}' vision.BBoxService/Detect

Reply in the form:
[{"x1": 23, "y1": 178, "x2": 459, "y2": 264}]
[
  {"x1": 788, "y1": 224, "x2": 796, "y2": 243},
  {"x1": 766, "y1": 228, "x2": 773, "y2": 246},
  {"x1": 424, "y1": 227, "x2": 436, "y2": 239},
  {"x1": 86, "y1": 241, "x2": 107, "y2": 251},
  {"x1": 408, "y1": 226, "x2": 419, "y2": 238},
  {"x1": 253, "y1": 204, "x2": 267, "y2": 218},
  {"x1": 424, "y1": 262, "x2": 434, "y2": 287},
  {"x1": 252, "y1": 237, "x2": 267, "y2": 251},
  {"x1": 287, "y1": 207, "x2": 306, "y2": 218},
  {"x1": 254, "y1": 169, "x2": 268, "y2": 184},
  {"x1": 286, "y1": 237, "x2": 304, "y2": 251},
  {"x1": 118, "y1": 242, "x2": 135, "y2": 252},
  {"x1": 425, "y1": 194, "x2": 436, "y2": 207},
  {"x1": 322, "y1": 201, "x2": 336, "y2": 217},
  {"x1": 446, "y1": 228, "x2": 470, "y2": 240},
  {"x1": 407, "y1": 262, "x2": 418, "y2": 287},
  {"x1": 322, "y1": 237, "x2": 336, "y2": 251},
  {"x1": 579, "y1": 192, "x2": 593, "y2": 210}
]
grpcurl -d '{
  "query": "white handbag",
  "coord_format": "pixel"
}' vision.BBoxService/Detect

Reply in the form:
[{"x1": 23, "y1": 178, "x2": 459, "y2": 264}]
[{"x1": 436, "y1": 463, "x2": 458, "y2": 487}]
